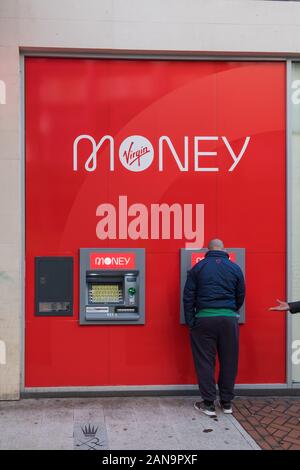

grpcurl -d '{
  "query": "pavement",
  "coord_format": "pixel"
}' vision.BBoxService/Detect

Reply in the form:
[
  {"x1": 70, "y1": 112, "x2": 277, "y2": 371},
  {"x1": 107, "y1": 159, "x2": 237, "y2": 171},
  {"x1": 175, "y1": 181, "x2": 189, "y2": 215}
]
[
  {"x1": 233, "y1": 397, "x2": 300, "y2": 450},
  {"x1": 0, "y1": 396, "x2": 260, "y2": 450}
]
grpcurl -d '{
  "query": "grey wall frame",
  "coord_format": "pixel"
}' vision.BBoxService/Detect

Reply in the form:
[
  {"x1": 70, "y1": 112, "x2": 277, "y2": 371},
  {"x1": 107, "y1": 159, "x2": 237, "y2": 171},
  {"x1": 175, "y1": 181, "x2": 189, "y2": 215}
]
[{"x1": 20, "y1": 52, "x2": 292, "y2": 392}]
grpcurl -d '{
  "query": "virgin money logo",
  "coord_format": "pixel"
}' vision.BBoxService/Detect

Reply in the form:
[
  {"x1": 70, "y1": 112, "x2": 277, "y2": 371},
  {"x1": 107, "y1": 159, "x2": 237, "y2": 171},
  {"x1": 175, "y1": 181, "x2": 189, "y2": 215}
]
[
  {"x1": 73, "y1": 134, "x2": 250, "y2": 173},
  {"x1": 90, "y1": 253, "x2": 135, "y2": 269},
  {"x1": 119, "y1": 136, "x2": 154, "y2": 172}
]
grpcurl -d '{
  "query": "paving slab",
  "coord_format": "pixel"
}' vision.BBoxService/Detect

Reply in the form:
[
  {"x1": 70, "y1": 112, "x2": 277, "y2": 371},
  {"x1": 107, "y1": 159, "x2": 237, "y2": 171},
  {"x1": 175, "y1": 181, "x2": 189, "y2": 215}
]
[{"x1": 0, "y1": 396, "x2": 259, "y2": 450}]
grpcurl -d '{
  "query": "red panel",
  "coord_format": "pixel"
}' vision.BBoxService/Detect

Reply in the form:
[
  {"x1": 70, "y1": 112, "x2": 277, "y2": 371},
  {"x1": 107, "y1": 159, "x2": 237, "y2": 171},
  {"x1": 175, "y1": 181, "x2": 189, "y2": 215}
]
[{"x1": 25, "y1": 59, "x2": 286, "y2": 386}]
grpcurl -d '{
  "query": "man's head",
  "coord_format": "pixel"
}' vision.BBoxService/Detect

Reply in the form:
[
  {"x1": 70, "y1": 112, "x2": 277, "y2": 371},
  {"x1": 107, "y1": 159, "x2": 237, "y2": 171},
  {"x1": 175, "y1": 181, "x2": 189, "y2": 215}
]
[{"x1": 208, "y1": 238, "x2": 225, "y2": 251}]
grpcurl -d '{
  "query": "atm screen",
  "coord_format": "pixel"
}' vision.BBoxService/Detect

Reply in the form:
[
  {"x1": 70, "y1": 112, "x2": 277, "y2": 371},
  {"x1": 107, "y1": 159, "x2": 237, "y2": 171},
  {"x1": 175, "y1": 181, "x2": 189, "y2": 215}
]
[{"x1": 88, "y1": 282, "x2": 123, "y2": 304}]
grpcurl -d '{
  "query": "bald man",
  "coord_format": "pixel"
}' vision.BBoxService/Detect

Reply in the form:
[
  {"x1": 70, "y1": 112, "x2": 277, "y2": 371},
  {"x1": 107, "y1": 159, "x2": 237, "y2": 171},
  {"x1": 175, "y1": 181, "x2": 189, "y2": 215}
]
[{"x1": 183, "y1": 239, "x2": 245, "y2": 417}]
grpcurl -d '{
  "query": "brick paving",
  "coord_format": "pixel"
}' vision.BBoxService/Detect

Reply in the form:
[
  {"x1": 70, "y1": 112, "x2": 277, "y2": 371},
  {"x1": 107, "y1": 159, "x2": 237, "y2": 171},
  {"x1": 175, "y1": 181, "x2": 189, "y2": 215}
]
[{"x1": 233, "y1": 398, "x2": 300, "y2": 450}]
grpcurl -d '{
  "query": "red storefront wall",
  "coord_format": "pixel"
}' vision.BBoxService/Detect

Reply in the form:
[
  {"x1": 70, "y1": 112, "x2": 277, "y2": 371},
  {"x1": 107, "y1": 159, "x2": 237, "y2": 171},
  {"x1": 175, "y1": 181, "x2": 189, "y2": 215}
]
[{"x1": 25, "y1": 58, "x2": 286, "y2": 387}]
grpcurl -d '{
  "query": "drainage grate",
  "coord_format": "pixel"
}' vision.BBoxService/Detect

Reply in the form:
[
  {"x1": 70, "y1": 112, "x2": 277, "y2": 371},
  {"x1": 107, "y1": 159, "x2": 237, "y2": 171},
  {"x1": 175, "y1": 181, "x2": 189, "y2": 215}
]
[{"x1": 73, "y1": 423, "x2": 109, "y2": 450}]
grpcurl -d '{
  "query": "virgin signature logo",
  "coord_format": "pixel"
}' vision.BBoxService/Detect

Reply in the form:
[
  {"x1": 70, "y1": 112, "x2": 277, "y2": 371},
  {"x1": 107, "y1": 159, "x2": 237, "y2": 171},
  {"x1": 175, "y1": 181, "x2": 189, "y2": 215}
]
[
  {"x1": 123, "y1": 141, "x2": 151, "y2": 167},
  {"x1": 119, "y1": 135, "x2": 154, "y2": 171}
]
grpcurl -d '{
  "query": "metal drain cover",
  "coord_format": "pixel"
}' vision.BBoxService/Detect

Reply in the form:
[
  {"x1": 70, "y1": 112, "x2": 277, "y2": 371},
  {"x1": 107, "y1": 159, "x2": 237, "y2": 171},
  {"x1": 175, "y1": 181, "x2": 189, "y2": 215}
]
[{"x1": 74, "y1": 423, "x2": 109, "y2": 450}]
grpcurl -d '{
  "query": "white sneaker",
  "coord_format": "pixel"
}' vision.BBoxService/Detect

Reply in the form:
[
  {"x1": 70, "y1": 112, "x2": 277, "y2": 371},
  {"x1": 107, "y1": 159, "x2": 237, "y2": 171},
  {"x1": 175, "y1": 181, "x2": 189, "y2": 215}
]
[
  {"x1": 220, "y1": 401, "x2": 233, "y2": 414},
  {"x1": 194, "y1": 401, "x2": 217, "y2": 417}
]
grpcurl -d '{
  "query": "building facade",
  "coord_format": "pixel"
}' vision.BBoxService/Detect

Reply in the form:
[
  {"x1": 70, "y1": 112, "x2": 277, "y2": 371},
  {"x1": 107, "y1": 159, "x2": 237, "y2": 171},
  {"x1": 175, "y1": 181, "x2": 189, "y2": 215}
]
[{"x1": 1, "y1": 0, "x2": 300, "y2": 400}]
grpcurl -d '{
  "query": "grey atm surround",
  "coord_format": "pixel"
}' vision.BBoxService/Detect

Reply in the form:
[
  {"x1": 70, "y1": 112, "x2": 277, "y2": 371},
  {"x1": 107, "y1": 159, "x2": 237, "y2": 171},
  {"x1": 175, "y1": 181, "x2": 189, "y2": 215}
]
[
  {"x1": 180, "y1": 248, "x2": 246, "y2": 325},
  {"x1": 79, "y1": 248, "x2": 145, "y2": 325},
  {"x1": 35, "y1": 257, "x2": 73, "y2": 316}
]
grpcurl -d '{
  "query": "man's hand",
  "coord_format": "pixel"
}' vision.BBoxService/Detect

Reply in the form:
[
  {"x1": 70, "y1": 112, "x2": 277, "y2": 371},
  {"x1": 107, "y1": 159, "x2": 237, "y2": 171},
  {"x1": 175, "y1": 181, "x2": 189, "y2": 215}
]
[{"x1": 269, "y1": 299, "x2": 289, "y2": 311}]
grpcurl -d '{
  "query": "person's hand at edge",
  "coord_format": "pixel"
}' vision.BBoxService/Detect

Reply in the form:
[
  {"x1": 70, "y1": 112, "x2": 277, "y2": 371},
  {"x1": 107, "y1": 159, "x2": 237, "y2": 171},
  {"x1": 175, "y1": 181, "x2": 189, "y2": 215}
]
[{"x1": 269, "y1": 299, "x2": 289, "y2": 311}]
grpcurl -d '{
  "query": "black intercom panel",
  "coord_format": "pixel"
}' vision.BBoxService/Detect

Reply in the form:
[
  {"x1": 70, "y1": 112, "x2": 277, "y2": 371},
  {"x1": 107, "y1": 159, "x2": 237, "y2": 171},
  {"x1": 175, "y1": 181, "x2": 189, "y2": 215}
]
[{"x1": 35, "y1": 257, "x2": 73, "y2": 316}]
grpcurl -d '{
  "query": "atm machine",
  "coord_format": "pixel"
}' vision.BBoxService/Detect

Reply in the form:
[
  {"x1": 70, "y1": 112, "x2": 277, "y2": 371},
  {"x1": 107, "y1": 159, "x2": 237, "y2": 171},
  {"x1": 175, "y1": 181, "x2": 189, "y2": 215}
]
[
  {"x1": 79, "y1": 248, "x2": 145, "y2": 325},
  {"x1": 180, "y1": 248, "x2": 246, "y2": 324}
]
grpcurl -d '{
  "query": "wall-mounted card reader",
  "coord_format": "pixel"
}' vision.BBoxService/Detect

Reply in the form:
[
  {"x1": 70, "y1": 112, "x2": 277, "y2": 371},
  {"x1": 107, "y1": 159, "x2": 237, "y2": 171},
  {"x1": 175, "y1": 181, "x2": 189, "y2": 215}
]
[
  {"x1": 180, "y1": 248, "x2": 246, "y2": 325},
  {"x1": 79, "y1": 248, "x2": 145, "y2": 325}
]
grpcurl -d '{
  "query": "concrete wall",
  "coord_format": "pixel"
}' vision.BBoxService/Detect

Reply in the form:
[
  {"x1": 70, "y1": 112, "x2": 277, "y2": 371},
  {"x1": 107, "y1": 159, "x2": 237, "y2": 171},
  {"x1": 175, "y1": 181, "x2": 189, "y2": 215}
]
[{"x1": 1, "y1": 0, "x2": 300, "y2": 399}]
